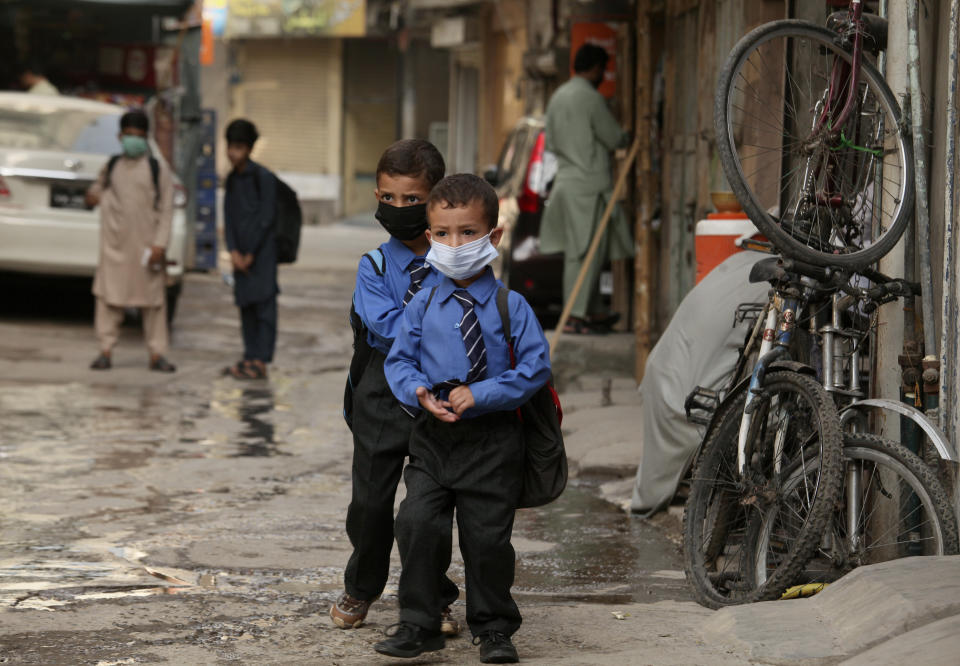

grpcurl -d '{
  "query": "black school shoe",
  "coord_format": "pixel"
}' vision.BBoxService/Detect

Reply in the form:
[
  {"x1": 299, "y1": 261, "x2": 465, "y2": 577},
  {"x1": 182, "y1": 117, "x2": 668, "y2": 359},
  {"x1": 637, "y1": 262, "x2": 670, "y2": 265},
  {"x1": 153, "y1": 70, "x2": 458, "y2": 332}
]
[
  {"x1": 474, "y1": 631, "x2": 519, "y2": 663},
  {"x1": 374, "y1": 622, "x2": 445, "y2": 658}
]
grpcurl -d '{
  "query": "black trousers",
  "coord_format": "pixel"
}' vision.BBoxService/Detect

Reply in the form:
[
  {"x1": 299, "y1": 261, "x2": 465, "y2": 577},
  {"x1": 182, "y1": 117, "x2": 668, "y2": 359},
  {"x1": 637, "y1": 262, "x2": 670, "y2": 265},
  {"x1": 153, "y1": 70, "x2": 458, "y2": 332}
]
[
  {"x1": 240, "y1": 296, "x2": 277, "y2": 363},
  {"x1": 396, "y1": 411, "x2": 524, "y2": 637},
  {"x1": 345, "y1": 349, "x2": 459, "y2": 606}
]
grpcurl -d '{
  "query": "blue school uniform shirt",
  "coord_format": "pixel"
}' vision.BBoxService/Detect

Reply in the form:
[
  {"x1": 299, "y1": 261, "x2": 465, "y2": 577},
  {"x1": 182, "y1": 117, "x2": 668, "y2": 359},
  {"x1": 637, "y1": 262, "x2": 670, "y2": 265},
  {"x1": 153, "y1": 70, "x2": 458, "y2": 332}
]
[
  {"x1": 353, "y1": 235, "x2": 442, "y2": 355},
  {"x1": 385, "y1": 267, "x2": 552, "y2": 418}
]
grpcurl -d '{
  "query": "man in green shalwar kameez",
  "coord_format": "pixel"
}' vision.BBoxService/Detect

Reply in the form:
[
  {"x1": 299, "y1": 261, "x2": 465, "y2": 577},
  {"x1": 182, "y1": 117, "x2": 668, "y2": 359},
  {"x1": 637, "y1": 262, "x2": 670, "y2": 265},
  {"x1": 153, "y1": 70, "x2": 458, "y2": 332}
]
[{"x1": 541, "y1": 43, "x2": 633, "y2": 332}]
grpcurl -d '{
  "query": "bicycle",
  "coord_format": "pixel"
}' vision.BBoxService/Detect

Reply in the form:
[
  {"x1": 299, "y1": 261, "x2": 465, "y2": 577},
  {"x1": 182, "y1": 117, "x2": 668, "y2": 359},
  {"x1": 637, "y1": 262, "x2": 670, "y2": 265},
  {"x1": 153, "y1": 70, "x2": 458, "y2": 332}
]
[
  {"x1": 683, "y1": 256, "x2": 846, "y2": 608},
  {"x1": 683, "y1": 253, "x2": 958, "y2": 608},
  {"x1": 715, "y1": 1, "x2": 914, "y2": 270}
]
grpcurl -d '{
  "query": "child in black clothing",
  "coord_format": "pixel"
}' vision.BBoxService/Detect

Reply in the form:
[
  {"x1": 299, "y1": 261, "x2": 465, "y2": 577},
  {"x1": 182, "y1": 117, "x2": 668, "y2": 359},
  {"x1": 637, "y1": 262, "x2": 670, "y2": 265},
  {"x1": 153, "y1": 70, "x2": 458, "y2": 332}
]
[
  {"x1": 223, "y1": 118, "x2": 278, "y2": 380},
  {"x1": 330, "y1": 140, "x2": 460, "y2": 634}
]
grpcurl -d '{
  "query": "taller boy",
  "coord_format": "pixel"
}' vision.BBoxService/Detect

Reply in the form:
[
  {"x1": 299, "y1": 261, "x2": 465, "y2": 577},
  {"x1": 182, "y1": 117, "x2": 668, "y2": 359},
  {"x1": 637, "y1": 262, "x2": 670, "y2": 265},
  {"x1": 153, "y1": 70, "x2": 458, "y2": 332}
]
[
  {"x1": 223, "y1": 119, "x2": 278, "y2": 380},
  {"x1": 378, "y1": 174, "x2": 551, "y2": 663},
  {"x1": 87, "y1": 110, "x2": 175, "y2": 373},
  {"x1": 331, "y1": 139, "x2": 459, "y2": 632}
]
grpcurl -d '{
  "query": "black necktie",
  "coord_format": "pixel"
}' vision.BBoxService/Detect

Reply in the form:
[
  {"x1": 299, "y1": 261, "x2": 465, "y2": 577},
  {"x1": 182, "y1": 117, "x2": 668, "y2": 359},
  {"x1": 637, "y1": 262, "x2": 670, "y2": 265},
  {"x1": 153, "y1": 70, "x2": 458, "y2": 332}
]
[
  {"x1": 403, "y1": 260, "x2": 430, "y2": 306},
  {"x1": 454, "y1": 290, "x2": 487, "y2": 383}
]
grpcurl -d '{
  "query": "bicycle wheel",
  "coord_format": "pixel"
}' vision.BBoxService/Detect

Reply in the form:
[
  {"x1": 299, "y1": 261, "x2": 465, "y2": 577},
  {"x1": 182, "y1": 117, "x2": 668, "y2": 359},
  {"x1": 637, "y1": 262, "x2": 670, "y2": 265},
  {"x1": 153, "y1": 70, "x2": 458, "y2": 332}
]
[
  {"x1": 683, "y1": 370, "x2": 844, "y2": 608},
  {"x1": 752, "y1": 433, "x2": 959, "y2": 587},
  {"x1": 716, "y1": 20, "x2": 913, "y2": 270}
]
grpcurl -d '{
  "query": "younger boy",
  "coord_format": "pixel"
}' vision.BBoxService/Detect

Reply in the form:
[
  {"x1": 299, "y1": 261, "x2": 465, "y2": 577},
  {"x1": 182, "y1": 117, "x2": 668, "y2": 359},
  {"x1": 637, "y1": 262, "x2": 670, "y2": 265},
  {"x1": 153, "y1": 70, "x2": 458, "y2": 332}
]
[
  {"x1": 378, "y1": 174, "x2": 551, "y2": 663},
  {"x1": 330, "y1": 139, "x2": 460, "y2": 632},
  {"x1": 223, "y1": 119, "x2": 278, "y2": 380}
]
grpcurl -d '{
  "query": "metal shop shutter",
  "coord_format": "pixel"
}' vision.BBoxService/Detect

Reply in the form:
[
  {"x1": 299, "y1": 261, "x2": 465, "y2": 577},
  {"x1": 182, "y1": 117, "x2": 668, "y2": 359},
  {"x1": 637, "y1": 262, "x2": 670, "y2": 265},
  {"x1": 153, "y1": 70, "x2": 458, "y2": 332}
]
[{"x1": 236, "y1": 39, "x2": 342, "y2": 175}]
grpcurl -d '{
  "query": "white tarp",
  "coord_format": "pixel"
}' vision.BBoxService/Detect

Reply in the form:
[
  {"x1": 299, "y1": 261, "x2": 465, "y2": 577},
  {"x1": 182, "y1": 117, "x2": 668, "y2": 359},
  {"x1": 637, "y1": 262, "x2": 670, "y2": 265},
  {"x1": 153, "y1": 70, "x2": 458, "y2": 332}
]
[{"x1": 630, "y1": 250, "x2": 769, "y2": 516}]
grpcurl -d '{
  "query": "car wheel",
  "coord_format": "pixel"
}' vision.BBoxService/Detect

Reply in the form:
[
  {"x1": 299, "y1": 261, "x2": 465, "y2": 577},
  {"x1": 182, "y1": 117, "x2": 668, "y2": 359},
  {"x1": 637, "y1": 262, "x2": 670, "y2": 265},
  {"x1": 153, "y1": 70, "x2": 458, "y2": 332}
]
[{"x1": 166, "y1": 283, "x2": 182, "y2": 327}]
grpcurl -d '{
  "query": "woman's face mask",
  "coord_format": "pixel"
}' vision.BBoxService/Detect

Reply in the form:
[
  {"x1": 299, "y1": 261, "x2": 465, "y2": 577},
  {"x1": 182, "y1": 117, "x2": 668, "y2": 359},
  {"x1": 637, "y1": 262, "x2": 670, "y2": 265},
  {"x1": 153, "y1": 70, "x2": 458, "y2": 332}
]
[
  {"x1": 120, "y1": 135, "x2": 149, "y2": 158},
  {"x1": 375, "y1": 201, "x2": 428, "y2": 241},
  {"x1": 426, "y1": 233, "x2": 500, "y2": 280}
]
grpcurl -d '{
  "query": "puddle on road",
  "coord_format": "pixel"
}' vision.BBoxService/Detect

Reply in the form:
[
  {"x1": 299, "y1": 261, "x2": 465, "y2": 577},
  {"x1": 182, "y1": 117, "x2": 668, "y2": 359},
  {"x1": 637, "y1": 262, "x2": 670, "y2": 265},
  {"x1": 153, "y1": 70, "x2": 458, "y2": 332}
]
[
  {"x1": 232, "y1": 387, "x2": 285, "y2": 458},
  {"x1": 0, "y1": 379, "x2": 296, "y2": 474},
  {"x1": 0, "y1": 487, "x2": 687, "y2": 614},
  {"x1": 513, "y1": 482, "x2": 689, "y2": 604},
  {"x1": 1, "y1": 379, "x2": 688, "y2": 618}
]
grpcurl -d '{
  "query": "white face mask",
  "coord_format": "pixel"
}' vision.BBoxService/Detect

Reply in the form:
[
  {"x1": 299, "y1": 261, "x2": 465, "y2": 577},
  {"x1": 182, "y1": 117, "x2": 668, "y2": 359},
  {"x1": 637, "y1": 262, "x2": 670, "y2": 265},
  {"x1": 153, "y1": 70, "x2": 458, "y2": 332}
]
[{"x1": 426, "y1": 233, "x2": 499, "y2": 280}]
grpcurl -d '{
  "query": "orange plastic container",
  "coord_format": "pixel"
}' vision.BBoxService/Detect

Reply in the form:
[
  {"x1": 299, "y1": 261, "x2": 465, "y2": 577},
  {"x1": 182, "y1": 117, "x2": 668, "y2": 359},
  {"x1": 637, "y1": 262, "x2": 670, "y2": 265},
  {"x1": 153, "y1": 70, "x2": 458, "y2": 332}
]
[{"x1": 695, "y1": 214, "x2": 760, "y2": 284}]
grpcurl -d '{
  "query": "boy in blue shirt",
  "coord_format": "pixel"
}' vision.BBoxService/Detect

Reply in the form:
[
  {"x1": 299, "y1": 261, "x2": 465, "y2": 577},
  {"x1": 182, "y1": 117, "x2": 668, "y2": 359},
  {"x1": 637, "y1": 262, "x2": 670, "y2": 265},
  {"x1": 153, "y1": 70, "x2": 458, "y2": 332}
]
[
  {"x1": 378, "y1": 174, "x2": 551, "y2": 663},
  {"x1": 331, "y1": 140, "x2": 460, "y2": 634}
]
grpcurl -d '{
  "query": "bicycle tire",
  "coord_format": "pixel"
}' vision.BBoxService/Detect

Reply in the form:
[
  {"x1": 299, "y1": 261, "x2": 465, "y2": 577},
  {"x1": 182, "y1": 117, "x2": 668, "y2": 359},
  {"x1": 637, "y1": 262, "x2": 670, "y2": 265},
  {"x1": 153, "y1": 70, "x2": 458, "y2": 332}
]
[
  {"x1": 839, "y1": 434, "x2": 959, "y2": 557},
  {"x1": 752, "y1": 433, "x2": 958, "y2": 587},
  {"x1": 716, "y1": 20, "x2": 914, "y2": 270},
  {"x1": 683, "y1": 370, "x2": 844, "y2": 608}
]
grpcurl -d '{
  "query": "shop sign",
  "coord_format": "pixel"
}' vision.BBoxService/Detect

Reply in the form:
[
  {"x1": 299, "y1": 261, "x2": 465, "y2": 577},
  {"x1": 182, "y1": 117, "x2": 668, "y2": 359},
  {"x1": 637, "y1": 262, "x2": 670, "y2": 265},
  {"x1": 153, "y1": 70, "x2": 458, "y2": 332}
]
[
  {"x1": 204, "y1": 0, "x2": 228, "y2": 37},
  {"x1": 225, "y1": 0, "x2": 366, "y2": 38},
  {"x1": 430, "y1": 16, "x2": 477, "y2": 48},
  {"x1": 98, "y1": 43, "x2": 178, "y2": 90}
]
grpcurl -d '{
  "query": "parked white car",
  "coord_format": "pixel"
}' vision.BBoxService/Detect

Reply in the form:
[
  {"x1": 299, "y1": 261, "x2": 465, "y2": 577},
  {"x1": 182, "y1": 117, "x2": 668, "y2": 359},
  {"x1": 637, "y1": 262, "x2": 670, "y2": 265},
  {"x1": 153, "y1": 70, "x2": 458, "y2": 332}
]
[{"x1": 0, "y1": 92, "x2": 188, "y2": 320}]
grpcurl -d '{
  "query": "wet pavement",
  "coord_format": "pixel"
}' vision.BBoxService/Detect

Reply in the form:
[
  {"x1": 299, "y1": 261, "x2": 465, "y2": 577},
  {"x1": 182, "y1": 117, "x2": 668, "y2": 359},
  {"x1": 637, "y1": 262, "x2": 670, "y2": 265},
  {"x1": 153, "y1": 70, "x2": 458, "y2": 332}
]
[{"x1": 0, "y1": 224, "x2": 689, "y2": 664}]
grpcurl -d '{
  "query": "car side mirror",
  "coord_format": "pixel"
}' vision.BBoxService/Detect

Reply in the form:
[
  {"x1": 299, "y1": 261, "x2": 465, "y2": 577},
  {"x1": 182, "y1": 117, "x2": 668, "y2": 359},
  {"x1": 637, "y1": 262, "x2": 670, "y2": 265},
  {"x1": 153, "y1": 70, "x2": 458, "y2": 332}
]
[{"x1": 483, "y1": 165, "x2": 499, "y2": 186}]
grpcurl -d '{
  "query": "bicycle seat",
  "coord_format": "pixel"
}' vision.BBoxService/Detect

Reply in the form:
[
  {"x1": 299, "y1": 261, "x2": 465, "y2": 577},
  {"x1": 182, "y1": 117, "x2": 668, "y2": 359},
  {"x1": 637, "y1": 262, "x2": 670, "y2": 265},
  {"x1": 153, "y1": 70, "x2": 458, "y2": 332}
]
[
  {"x1": 749, "y1": 257, "x2": 782, "y2": 284},
  {"x1": 827, "y1": 11, "x2": 888, "y2": 53}
]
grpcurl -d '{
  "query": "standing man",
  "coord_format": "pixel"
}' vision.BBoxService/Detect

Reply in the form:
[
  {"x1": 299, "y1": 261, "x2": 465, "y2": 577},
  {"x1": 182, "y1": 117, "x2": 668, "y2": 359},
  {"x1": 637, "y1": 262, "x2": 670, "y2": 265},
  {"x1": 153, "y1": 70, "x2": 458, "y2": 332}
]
[
  {"x1": 19, "y1": 60, "x2": 59, "y2": 95},
  {"x1": 540, "y1": 43, "x2": 632, "y2": 334},
  {"x1": 87, "y1": 110, "x2": 176, "y2": 372},
  {"x1": 223, "y1": 119, "x2": 278, "y2": 380}
]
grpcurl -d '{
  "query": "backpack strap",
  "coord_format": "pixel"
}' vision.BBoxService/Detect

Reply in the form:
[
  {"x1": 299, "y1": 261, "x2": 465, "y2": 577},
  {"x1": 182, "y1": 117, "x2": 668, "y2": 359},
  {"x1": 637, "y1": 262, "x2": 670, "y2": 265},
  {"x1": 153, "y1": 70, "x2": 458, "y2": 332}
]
[
  {"x1": 102, "y1": 154, "x2": 122, "y2": 190},
  {"x1": 147, "y1": 156, "x2": 160, "y2": 211},
  {"x1": 496, "y1": 287, "x2": 511, "y2": 344},
  {"x1": 363, "y1": 249, "x2": 385, "y2": 276},
  {"x1": 424, "y1": 285, "x2": 438, "y2": 311},
  {"x1": 496, "y1": 287, "x2": 517, "y2": 370}
]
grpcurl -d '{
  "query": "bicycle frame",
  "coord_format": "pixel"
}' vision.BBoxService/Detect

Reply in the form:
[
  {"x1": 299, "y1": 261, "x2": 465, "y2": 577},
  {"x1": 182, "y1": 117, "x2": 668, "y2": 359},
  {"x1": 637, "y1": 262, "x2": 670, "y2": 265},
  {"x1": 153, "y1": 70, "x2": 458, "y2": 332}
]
[
  {"x1": 815, "y1": 0, "x2": 865, "y2": 135},
  {"x1": 792, "y1": 0, "x2": 872, "y2": 242},
  {"x1": 737, "y1": 294, "x2": 803, "y2": 476}
]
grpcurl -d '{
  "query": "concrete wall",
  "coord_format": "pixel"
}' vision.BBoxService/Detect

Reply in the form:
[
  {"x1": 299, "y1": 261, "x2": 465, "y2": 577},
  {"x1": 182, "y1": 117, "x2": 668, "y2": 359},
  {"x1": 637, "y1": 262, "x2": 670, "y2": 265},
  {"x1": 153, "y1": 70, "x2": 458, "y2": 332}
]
[{"x1": 342, "y1": 38, "x2": 398, "y2": 217}]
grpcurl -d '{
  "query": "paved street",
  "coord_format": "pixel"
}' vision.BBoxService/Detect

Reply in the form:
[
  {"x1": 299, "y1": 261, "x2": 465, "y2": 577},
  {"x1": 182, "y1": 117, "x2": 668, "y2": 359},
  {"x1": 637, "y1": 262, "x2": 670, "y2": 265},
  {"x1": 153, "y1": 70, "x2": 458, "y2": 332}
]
[{"x1": 0, "y1": 223, "x2": 721, "y2": 665}]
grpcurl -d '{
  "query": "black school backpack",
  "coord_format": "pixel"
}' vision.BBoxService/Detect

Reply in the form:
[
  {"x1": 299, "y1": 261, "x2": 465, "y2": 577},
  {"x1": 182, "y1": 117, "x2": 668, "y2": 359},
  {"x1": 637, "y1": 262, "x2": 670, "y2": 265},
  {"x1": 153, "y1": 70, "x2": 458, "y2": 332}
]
[
  {"x1": 343, "y1": 249, "x2": 386, "y2": 431},
  {"x1": 104, "y1": 154, "x2": 160, "y2": 210},
  {"x1": 226, "y1": 164, "x2": 302, "y2": 264},
  {"x1": 274, "y1": 178, "x2": 301, "y2": 264},
  {"x1": 420, "y1": 285, "x2": 568, "y2": 508},
  {"x1": 494, "y1": 288, "x2": 567, "y2": 508}
]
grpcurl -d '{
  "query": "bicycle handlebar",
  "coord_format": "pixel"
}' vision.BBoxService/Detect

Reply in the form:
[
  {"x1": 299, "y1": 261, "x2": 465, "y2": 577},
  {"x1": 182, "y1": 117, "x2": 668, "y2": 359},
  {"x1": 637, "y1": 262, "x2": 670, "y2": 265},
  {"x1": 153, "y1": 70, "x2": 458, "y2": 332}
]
[
  {"x1": 772, "y1": 257, "x2": 919, "y2": 312},
  {"x1": 778, "y1": 258, "x2": 831, "y2": 283}
]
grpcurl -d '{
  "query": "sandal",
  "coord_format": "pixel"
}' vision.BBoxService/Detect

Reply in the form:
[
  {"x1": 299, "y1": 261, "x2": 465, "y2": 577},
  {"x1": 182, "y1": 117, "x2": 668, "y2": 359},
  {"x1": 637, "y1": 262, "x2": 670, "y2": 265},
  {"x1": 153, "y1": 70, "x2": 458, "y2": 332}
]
[
  {"x1": 229, "y1": 360, "x2": 267, "y2": 380},
  {"x1": 149, "y1": 356, "x2": 177, "y2": 373},
  {"x1": 588, "y1": 312, "x2": 622, "y2": 330},
  {"x1": 563, "y1": 318, "x2": 601, "y2": 335},
  {"x1": 90, "y1": 353, "x2": 112, "y2": 370},
  {"x1": 223, "y1": 360, "x2": 246, "y2": 376}
]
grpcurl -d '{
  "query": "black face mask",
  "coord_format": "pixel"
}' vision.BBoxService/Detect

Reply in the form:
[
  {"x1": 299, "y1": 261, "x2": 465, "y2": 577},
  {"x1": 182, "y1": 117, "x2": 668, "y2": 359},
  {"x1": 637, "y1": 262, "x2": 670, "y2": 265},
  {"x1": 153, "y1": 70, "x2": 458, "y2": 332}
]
[{"x1": 375, "y1": 201, "x2": 428, "y2": 241}]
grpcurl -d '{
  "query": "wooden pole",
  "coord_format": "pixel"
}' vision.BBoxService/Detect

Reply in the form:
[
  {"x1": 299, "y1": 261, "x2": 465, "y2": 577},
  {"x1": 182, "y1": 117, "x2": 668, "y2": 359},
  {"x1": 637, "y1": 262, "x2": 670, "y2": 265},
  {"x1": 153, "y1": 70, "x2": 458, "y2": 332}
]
[
  {"x1": 549, "y1": 136, "x2": 642, "y2": 360},
  {"x1": 634, "y1": 0, "x2": 654, "y2": 383}
]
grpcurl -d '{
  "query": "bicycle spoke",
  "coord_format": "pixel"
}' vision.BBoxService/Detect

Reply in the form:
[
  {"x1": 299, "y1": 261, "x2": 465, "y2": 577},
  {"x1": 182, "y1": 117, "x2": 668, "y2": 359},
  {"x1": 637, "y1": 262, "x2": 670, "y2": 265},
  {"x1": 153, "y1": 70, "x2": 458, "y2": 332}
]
[{"x1": 719, "y1": 22, "x2": 912, "y2": 267}]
